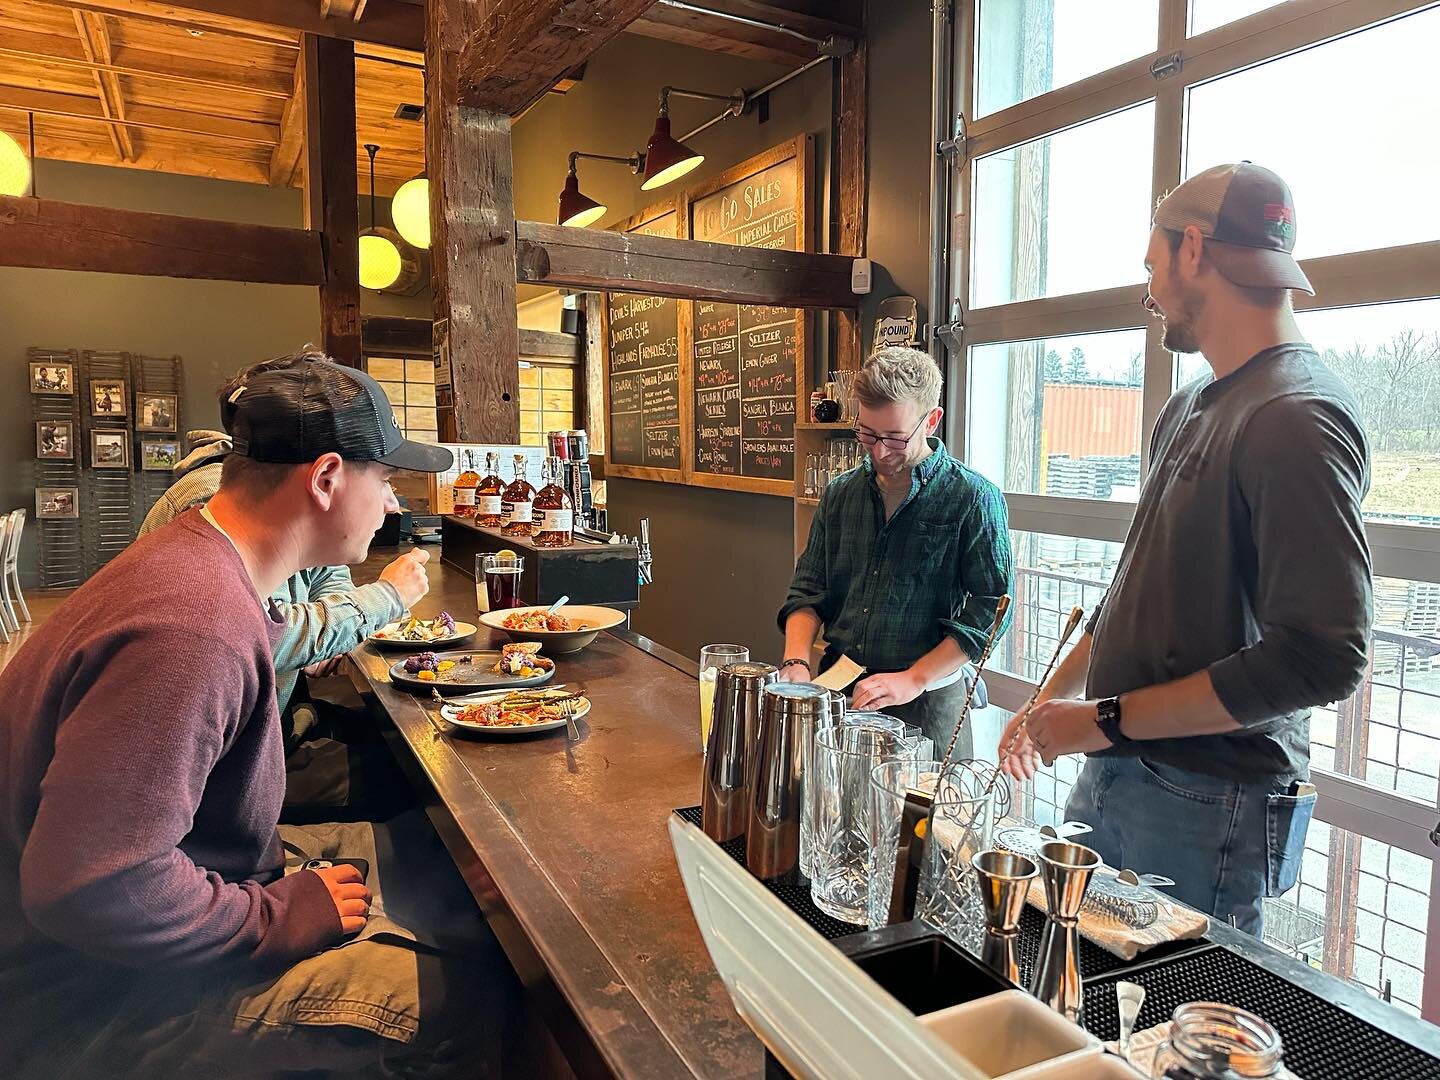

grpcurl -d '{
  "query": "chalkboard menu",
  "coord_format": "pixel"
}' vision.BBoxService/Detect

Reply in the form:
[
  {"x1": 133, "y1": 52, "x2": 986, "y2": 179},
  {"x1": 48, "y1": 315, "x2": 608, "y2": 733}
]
[
  {"x1": 599, "y1": 136, "x2": 810, "y2": 496},
  {"x1": 689, "y1": 143, "x2": 806, "y2": 490},
  {"x1": 604, "y1": 209, "x2": 682, "y2": 472}
]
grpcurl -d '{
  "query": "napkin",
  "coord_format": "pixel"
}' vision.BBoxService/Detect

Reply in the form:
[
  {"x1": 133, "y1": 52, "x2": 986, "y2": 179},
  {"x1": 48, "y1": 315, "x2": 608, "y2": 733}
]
[
  {"x1": 813, "y1": 654, "x2": 865, "y2": 691},
  {"x1": 1026, "y1": 871, "x2": 1209, "y2": 961}
]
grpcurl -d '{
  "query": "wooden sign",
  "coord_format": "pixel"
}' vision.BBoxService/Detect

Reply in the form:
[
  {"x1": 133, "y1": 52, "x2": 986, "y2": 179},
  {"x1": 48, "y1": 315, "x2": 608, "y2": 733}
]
[
  {"x1": 602, "y1": 205, "x2": 685, "y2": 479},
  {"x1": 599, "y1": 135, "x2": 811, "y2": 496},
  {"x1": 688, "y1": 136, "x2": 808, "y2": 495}
]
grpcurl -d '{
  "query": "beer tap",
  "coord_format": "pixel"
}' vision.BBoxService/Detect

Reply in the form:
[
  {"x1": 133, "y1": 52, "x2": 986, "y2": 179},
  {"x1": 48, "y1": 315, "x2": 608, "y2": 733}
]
[{"x1": 638, "y1": 518, "x2": 653, "y2": 586}]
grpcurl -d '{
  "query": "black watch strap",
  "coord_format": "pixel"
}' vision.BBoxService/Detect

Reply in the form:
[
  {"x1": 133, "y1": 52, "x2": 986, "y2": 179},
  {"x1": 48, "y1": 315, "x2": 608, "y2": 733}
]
[{"x1": 1096, "y1": 696, "x2": 1130, "y2": 746}]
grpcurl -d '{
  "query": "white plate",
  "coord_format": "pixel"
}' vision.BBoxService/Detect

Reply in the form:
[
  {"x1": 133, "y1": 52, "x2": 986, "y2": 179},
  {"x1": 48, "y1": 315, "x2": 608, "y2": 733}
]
[
  {"x1": 478, "y1": 604, "x2": 626, "y2": 654},
  {"x1": 368, "y1": 619, "x2": 477, "y2": 649},
  {"x1": 440, "y1": 690, "x2": 590, "y2": 738}
]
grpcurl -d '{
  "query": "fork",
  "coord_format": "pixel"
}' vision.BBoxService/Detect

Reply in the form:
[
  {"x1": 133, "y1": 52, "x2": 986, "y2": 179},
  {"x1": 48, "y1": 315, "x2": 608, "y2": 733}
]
[{"x1": 559, "y1": 698, "x2": 581, "y2": 742}]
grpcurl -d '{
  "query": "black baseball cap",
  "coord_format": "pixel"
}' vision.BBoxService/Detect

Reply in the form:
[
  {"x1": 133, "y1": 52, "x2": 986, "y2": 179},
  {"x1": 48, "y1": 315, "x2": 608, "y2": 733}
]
[
  {"x1": 222, "y1": 353, "x2": 454, "y2": 472},
  {"x1": 1153, "y1": 162, "x2": 1314, "y2": 295}
]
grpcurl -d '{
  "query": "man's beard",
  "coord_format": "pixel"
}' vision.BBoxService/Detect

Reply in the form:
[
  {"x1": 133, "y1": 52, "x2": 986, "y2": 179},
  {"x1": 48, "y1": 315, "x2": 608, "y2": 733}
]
[{"x1": 1159, "y1": 286, "x2": 1204, "y2": 354}]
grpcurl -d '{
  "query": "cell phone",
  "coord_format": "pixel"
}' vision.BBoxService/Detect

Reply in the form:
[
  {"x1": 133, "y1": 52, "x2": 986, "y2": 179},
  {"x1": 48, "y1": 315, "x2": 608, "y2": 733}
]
[{"x1": 302, "y1": 857, "x2": 370, "y2": 880}]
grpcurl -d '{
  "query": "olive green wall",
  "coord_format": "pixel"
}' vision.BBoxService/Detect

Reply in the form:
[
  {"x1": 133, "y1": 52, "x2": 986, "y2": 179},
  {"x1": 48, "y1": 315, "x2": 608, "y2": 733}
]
[{"x1": 0, "y1": 159, "x2": 430, "y2": 584}]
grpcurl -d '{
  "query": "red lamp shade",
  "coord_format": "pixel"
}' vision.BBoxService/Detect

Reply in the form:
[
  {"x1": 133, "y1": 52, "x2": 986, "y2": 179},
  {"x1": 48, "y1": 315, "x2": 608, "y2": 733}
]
[
  {"x1": 558, "y1": 171, "x2": 606, "y2": 228},
  {"x1": 640, "y1": 116, "x2": 704, "y2": 191}
]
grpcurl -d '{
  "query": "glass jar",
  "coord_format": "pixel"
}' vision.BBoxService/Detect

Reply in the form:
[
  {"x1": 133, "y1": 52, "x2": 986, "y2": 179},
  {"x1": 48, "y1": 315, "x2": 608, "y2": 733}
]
[{"x1": 1153, "y1": 1002, "x2": 1284, "y2": 1079}]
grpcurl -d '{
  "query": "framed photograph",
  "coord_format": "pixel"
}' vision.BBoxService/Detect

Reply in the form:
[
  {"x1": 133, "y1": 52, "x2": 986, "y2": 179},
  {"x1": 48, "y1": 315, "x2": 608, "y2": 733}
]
[
  {"x1": 35, "y1": 487, "x2": 79, "y2": 519},
  {"x1": 36, "y1": 421, "x2": 75, "y2": 460},
  {"x1": 90, "y1": 379, "x2": 128, "y2": 417},
  {"x1": 30, "y1": 362, "x2": 74, "y2": 395},
  {"x1": 90, "y1": 430, "x2": 130, "y2": 469},
  {"x1": 140, "y1": 439, "x2": 181, "y2": 472},
  {"x1": 136, "y1": 392, "x2": 178, "y2": 433}
]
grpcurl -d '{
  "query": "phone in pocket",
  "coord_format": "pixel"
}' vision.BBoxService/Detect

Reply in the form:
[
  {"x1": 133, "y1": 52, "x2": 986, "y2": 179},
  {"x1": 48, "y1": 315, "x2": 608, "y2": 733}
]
[{"x1": 302, "y1": 857, "x2": 370, "y2": 880}]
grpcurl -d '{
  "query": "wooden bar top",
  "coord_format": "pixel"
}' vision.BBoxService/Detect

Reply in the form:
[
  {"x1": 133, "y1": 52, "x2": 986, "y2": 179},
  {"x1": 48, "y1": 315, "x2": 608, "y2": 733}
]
[{"x1": 350, "y1": 552, "x2": 760, "y2": 1079}]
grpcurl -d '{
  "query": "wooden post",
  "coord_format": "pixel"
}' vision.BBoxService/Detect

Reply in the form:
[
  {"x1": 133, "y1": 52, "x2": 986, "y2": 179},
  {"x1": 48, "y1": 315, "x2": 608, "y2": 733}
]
[
  {"x1": 425, "y1": 1, "x2": 518, "y2": 443},
  {"x1": 835, "y1": 36, "x2": 867, "y2": 371},
  {"x1": 302, "y1": 33, "x2": 361, "y2": 368}
]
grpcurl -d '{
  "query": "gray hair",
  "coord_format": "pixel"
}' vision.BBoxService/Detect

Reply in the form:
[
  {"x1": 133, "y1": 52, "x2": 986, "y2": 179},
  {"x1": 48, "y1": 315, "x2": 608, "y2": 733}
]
[{"x1": 853, "y1": 346, "x2": 943, "y2": 411}]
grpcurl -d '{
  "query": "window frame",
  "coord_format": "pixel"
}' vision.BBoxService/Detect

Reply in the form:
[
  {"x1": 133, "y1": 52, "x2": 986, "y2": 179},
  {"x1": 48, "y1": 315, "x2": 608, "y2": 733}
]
[{"x1": 944, "y1": 0, "x2": 1440, "y2": 1020}]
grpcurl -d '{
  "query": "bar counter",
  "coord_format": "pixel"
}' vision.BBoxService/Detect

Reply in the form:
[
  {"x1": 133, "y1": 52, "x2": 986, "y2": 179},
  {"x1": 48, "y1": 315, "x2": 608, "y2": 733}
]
[{"x1": 349, "y1": 552, "x2": 762, "y2": 1079}]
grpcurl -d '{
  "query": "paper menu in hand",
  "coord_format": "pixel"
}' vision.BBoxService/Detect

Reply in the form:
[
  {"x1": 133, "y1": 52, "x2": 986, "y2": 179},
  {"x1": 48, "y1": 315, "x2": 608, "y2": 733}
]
[{"x1": 812, "y1": 655, "x2": 865, "y2": 692}]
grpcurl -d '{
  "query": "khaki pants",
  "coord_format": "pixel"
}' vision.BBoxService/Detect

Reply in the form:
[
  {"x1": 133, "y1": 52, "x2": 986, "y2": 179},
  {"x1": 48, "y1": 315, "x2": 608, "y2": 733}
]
[{"x1": 28, "y1": 812, "x2": 522, "y2": 1080}]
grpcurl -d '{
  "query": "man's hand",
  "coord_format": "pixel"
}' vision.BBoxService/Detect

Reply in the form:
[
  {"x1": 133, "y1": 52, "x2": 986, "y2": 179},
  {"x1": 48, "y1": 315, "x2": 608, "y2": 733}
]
[
  {"x1": 311, "y1": 864, "x2": 371, "y2": 935},
  {"x1": 996, "y1": 710, "x2": 1044, "y2": 781},
  {"x1": 303, "y1": 656, "x2": 348, "y2": 679},
  {"x1": 1023, "y1": 698, "x2": 1110, "y2": 766},
  {"x1": 852, "y1": 670, "x2": 925, "y2": 712},
  {"x1": 379, "y1": 549, "x2": 431, "y2": 610}
]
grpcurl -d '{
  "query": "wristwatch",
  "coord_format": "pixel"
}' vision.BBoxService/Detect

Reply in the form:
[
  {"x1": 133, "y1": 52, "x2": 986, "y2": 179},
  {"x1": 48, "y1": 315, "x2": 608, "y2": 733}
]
[{"x1": 1095, "y1": 697, "x2": 1131, "y2": 746}]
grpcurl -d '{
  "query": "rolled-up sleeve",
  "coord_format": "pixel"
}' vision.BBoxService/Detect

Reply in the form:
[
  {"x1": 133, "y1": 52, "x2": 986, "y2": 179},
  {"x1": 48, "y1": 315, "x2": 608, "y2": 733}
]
[
  {"x1": 939, "y1": 482, "x2": 1014, "y2": 661},
  {"x1": 1208, "y1": 394, "x2": 1373, "y2": 724},
  {"x1": 778, "y1": 488, "x2": 832, "y2": 632},
  {"x1": 272, "y1": 566, "x2": 404, "y2": 675}
]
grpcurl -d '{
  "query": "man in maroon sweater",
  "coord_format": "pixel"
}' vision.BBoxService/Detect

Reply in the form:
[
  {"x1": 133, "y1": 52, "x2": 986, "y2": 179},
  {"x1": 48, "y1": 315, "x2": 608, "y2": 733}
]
[{"x1": 0, "y1": 352, "x2": 506, "y2": 1077}]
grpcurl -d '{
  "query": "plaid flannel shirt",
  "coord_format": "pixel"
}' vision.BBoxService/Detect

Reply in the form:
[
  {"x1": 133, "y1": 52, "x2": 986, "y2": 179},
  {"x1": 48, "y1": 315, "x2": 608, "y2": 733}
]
[{"x1": 779, "y1": 438, "x2": 1013, "y2": 674}]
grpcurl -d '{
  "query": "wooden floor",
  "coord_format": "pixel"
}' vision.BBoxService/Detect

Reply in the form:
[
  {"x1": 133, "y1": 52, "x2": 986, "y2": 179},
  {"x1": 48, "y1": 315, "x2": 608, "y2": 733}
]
[{"x1": 0, "y1": 589, "x2": 72, "y2": 673}]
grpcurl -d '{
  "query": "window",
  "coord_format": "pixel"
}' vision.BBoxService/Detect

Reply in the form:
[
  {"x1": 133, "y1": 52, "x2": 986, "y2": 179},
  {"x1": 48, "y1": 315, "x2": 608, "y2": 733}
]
[
  {"x1": 1185, "y1": 8, "x2": 1440, "y2": 261},
  {"x1": 950, "y1": 0, "x2": 1440, "y2": 1019},
  {"x1": 971, "y1": 104, "x2": 1155, "y2": 307},
  {"x1": 367, "y1": 356, "x2": 438, "y2": 443},
  {"x1": 969, "y1": 330, "x2": 1147, "y2": 496},
  {"x1": 518, "y1": 362, "x2": 577, "y2": 448}
]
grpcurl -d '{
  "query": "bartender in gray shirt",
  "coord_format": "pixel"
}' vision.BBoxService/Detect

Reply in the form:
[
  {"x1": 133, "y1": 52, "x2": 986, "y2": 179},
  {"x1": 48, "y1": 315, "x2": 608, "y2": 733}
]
[{"x1": 998, "y1": 163, "x2": 1372, "y2": 934}]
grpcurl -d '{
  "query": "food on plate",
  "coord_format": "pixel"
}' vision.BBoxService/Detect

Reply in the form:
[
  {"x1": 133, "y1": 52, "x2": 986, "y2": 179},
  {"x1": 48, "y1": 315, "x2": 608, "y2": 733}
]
[
  {"x1": 375, "y1": 612, "x2": 458, "y2": 642},
  {"x1": 501, "y1": 608, "x2": 588, "y2": 633},
  {"x1": 453, "y1": 698, "x2": 564, "y2": 728},
  {"x1": 491, "y1": 641, "x2": 554, "y2": 678},
  {"x1": 404, "y1": 651, "x2": 438, "y2": 674}
]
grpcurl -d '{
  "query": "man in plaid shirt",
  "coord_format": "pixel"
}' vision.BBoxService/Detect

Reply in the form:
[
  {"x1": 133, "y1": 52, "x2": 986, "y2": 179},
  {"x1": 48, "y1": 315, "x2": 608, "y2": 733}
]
[{"x1": 778, "y1": 347, "x2": 1013, "y2": 756}]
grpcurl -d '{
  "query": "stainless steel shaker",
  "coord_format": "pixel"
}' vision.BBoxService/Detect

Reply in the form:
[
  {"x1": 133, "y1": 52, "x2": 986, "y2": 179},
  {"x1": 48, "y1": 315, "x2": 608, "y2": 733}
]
[
  {"x1": 701, "y1": 661, "x2": 777, "y2": 843},
  {"x1": 747, "y1": 682, "x2": 830, "y2": 879}
]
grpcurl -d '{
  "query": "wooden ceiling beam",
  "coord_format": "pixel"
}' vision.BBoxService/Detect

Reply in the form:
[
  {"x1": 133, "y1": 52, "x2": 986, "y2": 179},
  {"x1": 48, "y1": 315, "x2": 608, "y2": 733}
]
[
  {"x1": 0, "y1": 85, "x2": 278, "y2": 146},
  {"x1": 626, "y1": 1, "x2": 860, "y2": 65},
  {"x1": 319, "y1": 0, "x2": 368, "y2": 19},
  {"x1": 269, "y1": 55, "x2": 304, "y2": 186},
  {"x1": 513, "y1": 220, "x2": 860, "y2": 310},
  {"x1": 0, "y1": 31, "x2": 291, "y2": 99},
  {"x1": 442, "y1": 0, "x2": 659, "y2": 115},
  {"x1": 0, "y1": 193, "x2": 325, "y2": 283},
  {"x1": 72, "y1": 10, "x2": 133, "y2": 161},
  {"x1": 51, "y1": 0, "x2": 420, "y2": 51}
]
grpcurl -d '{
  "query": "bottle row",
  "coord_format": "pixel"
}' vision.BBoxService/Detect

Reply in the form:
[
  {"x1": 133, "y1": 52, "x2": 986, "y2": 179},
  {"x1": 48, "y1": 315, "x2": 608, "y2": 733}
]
[{"x1": 453, "y1": 450, "x2": 574, "y2": 547}]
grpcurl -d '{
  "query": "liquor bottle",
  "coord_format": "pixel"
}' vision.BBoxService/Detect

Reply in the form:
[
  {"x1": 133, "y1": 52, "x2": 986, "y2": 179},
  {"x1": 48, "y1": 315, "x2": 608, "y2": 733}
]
[
  {"x1": 452, "y1": 450, "x2": 480, "y2": 517},
  {"x1": 532, "y1": 456, "x2": 574, "y2": 548},
  {"x1": 500, "y1": 454, "x2": 535, "y2": 538},
  {"x1": 475, "y1": 452, "x2": 504, "y2": 527}
]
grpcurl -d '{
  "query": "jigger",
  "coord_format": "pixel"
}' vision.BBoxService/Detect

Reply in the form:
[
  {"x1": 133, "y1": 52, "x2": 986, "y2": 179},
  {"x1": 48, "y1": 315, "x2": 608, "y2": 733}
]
[
  {"x1": 1037, "y1": 839, "x2": 1101, "y2": 924},
  {"x1": 971, "y1": 849, "x2": 1038, "y2": 935}
]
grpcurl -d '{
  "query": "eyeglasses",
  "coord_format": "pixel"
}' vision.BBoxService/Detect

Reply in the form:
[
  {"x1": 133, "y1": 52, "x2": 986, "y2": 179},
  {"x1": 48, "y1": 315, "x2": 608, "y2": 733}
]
[{"x1": 854, "y1": 413, "x2": 928, "y2": 452}]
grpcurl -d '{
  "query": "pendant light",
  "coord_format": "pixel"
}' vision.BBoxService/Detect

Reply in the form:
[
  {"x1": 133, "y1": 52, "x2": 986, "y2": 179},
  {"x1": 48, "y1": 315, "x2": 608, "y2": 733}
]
[
  {"x1": 557, "y1": 151, "x2": 642, "y2": 228},
  {"x1": 0, "y1": 113, "x2": 33, "y2": 197},
  {"x1": 359, "y1": 144, "x2": 402, "y2": 291},
  {"x1": 640, "y1": 87, "x2": 734, "y2": 191},
  {"x1": 391, "y1": 173, "x2": 430, "y2": 249}
]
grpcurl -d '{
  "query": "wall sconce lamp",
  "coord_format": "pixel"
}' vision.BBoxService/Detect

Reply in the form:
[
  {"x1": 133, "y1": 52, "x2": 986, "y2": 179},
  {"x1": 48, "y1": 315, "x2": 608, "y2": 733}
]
[{"x1": 558, "y1": 149, "x2": 643, "y2": 228}]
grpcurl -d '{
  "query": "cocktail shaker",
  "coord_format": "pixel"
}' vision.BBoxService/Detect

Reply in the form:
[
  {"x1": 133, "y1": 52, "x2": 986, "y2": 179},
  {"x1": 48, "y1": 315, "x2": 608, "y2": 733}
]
[
  {"x1": 701, "y1": 661, "x2": 777, "y2": 842},
  {"x1": 747, "y1": 683, "x2": 829, "y2": 879}
]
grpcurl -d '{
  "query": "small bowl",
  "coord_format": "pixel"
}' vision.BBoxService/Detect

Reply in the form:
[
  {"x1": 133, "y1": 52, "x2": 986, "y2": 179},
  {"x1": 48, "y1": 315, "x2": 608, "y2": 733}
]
[{"x1": 479, "y1": 604, "x2": 625, "y2": 654}]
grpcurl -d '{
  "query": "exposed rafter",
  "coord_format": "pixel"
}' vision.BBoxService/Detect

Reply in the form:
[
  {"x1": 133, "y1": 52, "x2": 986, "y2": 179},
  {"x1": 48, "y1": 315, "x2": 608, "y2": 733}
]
[{"x1": 72, "y1": 9, "x2": 133, "y2": 160}]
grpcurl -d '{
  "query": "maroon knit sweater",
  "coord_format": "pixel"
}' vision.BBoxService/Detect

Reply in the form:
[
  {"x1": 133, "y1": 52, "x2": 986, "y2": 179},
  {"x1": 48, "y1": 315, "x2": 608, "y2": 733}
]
[{"x1": 0, "y1": 511, "x2": 341, "y2": 1062}]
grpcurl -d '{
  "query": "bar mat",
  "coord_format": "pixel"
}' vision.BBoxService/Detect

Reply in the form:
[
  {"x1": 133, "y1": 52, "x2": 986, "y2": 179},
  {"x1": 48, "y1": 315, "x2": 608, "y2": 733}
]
[
  {"x1": 1083, "y1": 946, "x2": 1440, "y2": 1080},
  {"x1": 673, "y1": 806, "x2": 867, "y2": 940}
]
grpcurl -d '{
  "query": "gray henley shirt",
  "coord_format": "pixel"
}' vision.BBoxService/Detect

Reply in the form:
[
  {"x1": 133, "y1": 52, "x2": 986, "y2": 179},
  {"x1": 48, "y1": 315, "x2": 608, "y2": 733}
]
[{"x1": 1085, "y1": 344, "x2": 1373, "y2": 783}]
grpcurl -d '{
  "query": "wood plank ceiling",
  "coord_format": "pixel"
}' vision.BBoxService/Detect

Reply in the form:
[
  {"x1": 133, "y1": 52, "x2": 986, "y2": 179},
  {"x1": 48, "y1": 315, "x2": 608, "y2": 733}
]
[{"x1": 0, "y1": 0, "x2": 854, "y2": 197}]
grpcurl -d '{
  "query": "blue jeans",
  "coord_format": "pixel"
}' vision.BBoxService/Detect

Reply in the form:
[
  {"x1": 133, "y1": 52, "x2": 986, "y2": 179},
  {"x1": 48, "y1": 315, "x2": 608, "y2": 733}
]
[{"x1": 1063, "y1": 756, "x2": 1317, "y2": 936}]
